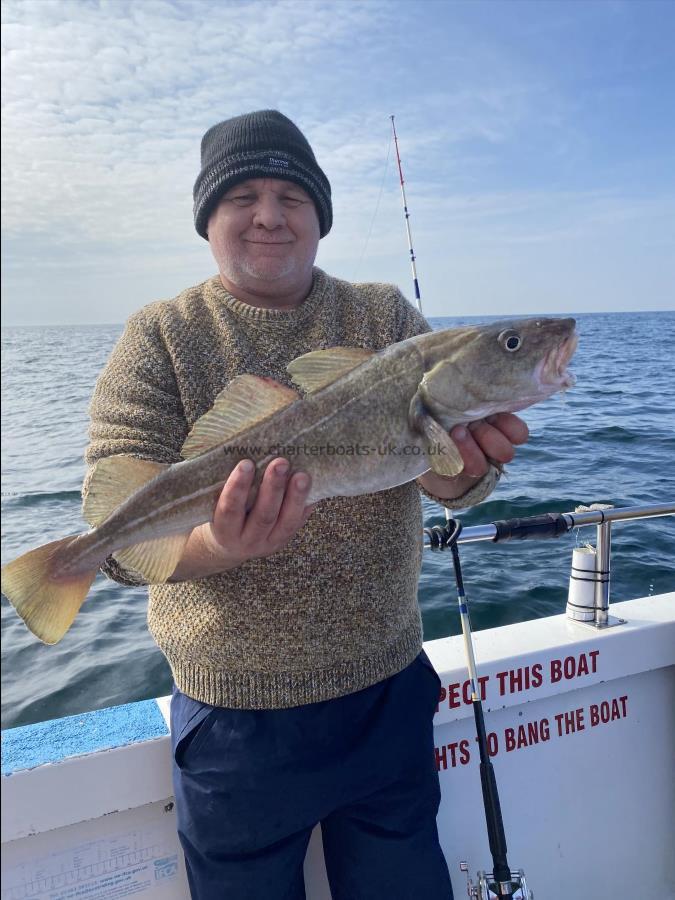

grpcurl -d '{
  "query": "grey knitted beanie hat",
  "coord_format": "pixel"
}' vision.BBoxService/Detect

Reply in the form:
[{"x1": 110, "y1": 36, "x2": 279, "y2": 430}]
[{"x1": 193, "y1": 110, "x2": 332, "y2": 240}]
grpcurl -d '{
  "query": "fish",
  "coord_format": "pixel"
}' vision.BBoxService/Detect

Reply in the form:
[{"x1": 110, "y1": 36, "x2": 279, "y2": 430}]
[{"x1": 1, "y1": 316, "x2": 577, "y2": 645}]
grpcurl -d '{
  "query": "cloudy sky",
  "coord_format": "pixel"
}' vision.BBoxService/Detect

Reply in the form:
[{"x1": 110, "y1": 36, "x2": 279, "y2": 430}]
[{"x1": 2, "y1": 0, "x2": 674, "y2": 324}]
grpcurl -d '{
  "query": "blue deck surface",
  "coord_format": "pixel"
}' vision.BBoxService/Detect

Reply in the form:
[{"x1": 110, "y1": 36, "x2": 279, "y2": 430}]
[{"x1": 1, "y1": 699, "x2": 169, "y2": 775}]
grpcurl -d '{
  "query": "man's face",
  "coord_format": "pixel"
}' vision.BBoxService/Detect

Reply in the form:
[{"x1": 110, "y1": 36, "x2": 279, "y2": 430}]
[{"x1": 207, "y1": 178, "x2": 321, "y2": 299}]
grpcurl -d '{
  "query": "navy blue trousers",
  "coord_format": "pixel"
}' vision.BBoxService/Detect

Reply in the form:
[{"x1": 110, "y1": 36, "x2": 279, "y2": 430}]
[{"x1": 171, "y1": 652, "x2": 453, "y2": 900}]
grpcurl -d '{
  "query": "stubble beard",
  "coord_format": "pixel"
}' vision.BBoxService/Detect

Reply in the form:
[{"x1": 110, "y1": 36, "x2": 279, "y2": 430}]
[
  {"x1": 229, "y1": 253, "x2": 299, "y2": 283},
  {"x1": 217, "y1": 239, "x2": 314, "y2": 290}
]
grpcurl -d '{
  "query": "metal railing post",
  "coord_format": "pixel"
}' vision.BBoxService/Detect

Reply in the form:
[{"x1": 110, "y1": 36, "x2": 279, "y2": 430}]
[{"x1": 594, "y1": 518, "x2": 611, "y2": 626}]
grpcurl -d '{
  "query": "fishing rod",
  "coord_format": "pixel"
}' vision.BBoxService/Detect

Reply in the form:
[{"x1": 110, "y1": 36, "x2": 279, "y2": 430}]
[
  {"x1": 392, "y1": 116, "x2": 528, "y2": 894},
  {"x1": 426, "y1": 517, "x2": 532, "y2": 899},
  {"x1": 391, "y1": 115, "x2": 422, "y2": 313},
  {"x1": 391, "y1": 114, "x2": 452, "y2": 535}
]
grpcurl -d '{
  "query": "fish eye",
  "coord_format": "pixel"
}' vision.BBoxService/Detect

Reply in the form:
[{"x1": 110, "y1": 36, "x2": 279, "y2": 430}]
[{"x1": 499, "y1": 330, "x2": 522, "y2": 352}]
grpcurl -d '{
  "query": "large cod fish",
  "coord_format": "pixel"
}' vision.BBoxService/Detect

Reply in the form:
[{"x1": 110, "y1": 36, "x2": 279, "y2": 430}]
[{"x1": 1, "y1": 317, "x2": 577, "y2": 645}]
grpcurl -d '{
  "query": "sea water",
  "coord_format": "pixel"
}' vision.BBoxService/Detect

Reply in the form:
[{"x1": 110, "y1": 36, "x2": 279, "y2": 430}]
[{"x1": 2, "y1": 311, "x2": 674, "y2": 728}]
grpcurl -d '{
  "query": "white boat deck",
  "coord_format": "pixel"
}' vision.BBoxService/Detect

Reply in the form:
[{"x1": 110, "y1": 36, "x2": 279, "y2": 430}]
[{"x1": 2, "y1": 593, "x2": 674, "y2": 899}]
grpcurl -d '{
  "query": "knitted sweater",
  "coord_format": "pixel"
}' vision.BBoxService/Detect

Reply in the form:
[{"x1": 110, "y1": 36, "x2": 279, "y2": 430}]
[{"x1": 84, "y1": 268, "x2": 498, "y2": 709}]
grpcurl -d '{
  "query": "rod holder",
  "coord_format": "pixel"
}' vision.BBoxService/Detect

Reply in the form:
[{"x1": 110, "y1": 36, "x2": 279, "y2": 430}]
[
  {"x1": 566, "y1": 545, "x2": 598, "y2": 622},
  {"x1": 566, "y1": 504, "x2": 625, "y2": 629},
  {"x1": 460, "y1": 861, "x2": 533, "y2": 898}
]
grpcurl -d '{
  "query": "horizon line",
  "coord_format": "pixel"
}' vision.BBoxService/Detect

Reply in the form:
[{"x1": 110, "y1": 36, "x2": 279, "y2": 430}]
[{"x1": 2, "y1": 308, "x2": 674, "y2": 329}]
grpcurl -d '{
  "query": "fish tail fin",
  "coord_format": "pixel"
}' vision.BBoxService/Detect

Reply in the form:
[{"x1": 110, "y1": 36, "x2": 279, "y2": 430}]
[{"x1": 1, "y1": 536, "x2": 97, "y2": 644}]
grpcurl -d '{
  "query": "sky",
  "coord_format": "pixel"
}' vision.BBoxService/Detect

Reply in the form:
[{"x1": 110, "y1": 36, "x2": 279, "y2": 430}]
[{"x1": 2, "y1": 0, "x2": 674, "y2": 325}]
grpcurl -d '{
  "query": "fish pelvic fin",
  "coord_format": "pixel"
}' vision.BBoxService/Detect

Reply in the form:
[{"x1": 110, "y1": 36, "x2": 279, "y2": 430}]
[
  {"x1": 1, "y1": 536, "x2": 97, "y2": 644},
  {"x1": 83, "y1": 456, "x2": 170, "y2": 527},
  {"x1": 182, "y1": 374, "x2": 299, "y2": 459},
  {"x1": 113, "y1": 532, "x2": 190, "y2": 584},
  {"x1": 287, "y1": 347, "x2": 375, "y2": 394}
]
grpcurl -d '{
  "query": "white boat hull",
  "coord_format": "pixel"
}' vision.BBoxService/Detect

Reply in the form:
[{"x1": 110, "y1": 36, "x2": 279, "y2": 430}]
[{"x1": 2, "y1": 594, "x2": 674, "y2": 899}]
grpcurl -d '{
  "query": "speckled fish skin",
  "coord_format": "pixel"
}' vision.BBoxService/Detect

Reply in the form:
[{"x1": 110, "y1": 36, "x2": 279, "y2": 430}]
[{"x1": 64, "y1": 316, "x2": 577, "y2": 570}]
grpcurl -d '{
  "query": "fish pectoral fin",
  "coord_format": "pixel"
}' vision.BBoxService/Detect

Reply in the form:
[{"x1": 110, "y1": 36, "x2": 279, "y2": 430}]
[
  {"x1": 287, "y1": 347, "x2": 375, "y2": 393},
  {"x1": 409, "y1": 395, "x2": 464, "y2": 477},
  {"x1": 0, "y1": 536, "x2": 97, "y2": 644},
  {"x1": 114, "y1": 532, "x2": 190, "y2": 584},
  {"x1": 84, "y1": 456, "x2": 170, "y2": 527},
  {"x1": 182, "y1": 374, "x2": 299, "y2": 459},
  {"x1": 422, "y1": 417, "x2": 465, "y2": 476}
]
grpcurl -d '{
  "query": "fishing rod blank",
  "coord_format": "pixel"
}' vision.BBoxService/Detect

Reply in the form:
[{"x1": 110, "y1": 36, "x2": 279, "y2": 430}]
[
  {"x1": 426, "y1": 519, "x2": 533, "y2": 899},
  {"x1": 391, "y1": 115, "x2": 422, "y2": 313},
  {"x1": 391, "y1": 115, "x2": 456, "y2": 535}
]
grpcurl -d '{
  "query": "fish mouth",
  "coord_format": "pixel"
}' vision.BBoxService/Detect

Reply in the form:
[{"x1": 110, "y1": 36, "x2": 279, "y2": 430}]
[{"x1": 535, "y1": 332, "x2": 578, "y2": 391}]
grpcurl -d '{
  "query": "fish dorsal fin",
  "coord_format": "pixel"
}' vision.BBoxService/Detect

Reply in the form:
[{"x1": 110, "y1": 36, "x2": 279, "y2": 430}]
[
  {"x1": 181, "y1": 374, "x2": 299, "y2": 460},
  {"x1": 287, "y1": 347, "x2": 375, "y2": 394},
  {"x1": 409, "y1": 394, "x2": 465, "y2": 477},
  {"x1": 83, "y1": 456, "x2": 169, "y2": 527},
  {"x1": 114, "y1": 532, "x2": 190, "y2": 584}
]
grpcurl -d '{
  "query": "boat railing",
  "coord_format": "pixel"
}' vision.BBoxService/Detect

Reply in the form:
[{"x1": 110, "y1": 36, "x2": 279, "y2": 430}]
[{"x1": 425, "y1": 501, "x2": 675, "y2": 630}]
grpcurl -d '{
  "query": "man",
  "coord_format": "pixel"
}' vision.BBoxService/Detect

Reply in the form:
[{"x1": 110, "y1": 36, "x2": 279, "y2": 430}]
[{"x1": 85, "y1": 110, "x2": 528, "y2": 900}]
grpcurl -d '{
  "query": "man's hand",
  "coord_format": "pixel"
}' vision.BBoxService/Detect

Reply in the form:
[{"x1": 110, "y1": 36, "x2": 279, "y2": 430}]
[
  {"x1": 417, "y1": 412, "x2": 529, "y2": 501},
  {"x1": 170, "y1": 458, "x2": 314, "y2": 581}
]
